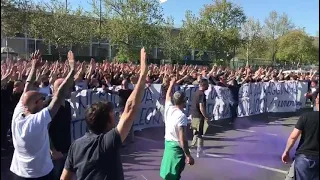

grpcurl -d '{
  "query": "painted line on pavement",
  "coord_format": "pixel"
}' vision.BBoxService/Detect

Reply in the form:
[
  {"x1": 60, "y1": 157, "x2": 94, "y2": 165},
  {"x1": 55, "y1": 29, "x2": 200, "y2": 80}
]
[
  {"x1": 205, "y1": 153, "x2": 287, "y2": 174},
  {"x1": 141, "y1": 175, "x2": 148, "y2": 180}
]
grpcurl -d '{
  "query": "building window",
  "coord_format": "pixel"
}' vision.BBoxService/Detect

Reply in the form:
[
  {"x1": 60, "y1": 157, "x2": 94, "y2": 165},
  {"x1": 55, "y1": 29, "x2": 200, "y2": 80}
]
[
  {"x1": 7, "y1": 38, "x2": 26, "y2": 55},
  {"x1": 72, "y1": 44, "x2": 90, "y2": 56},
  {"x1": 157, "y1": 48, "x2": 165, "y2": 59},
  {"x1": 27, "y1": 39, "x2": 49, "y2": 55},
  {"x1": 92, "y1": 44, "x2": 109, "y2": 60}
]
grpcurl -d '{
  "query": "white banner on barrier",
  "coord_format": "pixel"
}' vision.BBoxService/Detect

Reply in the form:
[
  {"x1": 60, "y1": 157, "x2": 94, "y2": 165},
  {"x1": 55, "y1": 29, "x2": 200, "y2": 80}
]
[
  {"x1": 296, "y1": 81, "x2": 308, "y2": 109},
  {"x1": 266, "y1": 81, "x2": 297, "y2": 112},
  {"x1": 237, "y1": 82, "x2": 266, "y2": 117},
  {"x1": 69, "y1": 81, "x2": 309, "y2": 141}
]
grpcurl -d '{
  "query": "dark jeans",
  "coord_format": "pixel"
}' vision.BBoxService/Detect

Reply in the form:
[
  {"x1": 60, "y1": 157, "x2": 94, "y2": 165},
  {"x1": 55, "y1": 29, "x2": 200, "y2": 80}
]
[
  {"x1": 294, "y1": 154, "x2": 319, "y2": 180},
  {"x1": 52, "y1": 155, "x2": 67, "y2": 180},
  {"x1": 12, "y1": 170, "x2": 54, "y2": 180}
]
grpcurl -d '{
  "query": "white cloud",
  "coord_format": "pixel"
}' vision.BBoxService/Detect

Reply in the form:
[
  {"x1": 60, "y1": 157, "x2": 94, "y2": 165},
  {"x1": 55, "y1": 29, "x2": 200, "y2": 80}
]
[{"x1": 159, "y1": 0, "x2": 168, "y2": 4}]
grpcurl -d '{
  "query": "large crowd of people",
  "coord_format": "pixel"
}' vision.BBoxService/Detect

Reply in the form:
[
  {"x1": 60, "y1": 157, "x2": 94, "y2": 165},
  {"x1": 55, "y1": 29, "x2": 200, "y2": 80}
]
[{"x1": 1, "y1": 49, "x2": 319, "y2": 180}]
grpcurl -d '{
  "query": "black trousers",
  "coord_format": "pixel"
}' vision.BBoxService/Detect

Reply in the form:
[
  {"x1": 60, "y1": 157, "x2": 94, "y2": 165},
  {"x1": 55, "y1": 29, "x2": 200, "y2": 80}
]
[
  {"x1": 12, "y1": 170, "x2": 54, "y2": 180},
  {"x1": 230, "y1": 103, "x2": 238, "y2": 123}
]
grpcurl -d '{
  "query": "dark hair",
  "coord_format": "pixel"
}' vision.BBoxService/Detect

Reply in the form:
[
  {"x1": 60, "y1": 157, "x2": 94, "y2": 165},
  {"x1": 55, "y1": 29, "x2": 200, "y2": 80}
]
[
  {"x1": 199, "y1": 79, "x2": 209, "y2": 86},
  {"x1": 85, "y1": 101, "x2": 114, "y2": 134},
  {"x1": 172, "y1": 92, "x2": 186, "y2": 106}
]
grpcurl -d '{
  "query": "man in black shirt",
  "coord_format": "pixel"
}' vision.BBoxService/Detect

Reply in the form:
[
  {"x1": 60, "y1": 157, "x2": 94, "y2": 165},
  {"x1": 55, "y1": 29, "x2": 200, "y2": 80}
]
[
  {"x1": 46, "y1": 78, "x2": 73, "y2": 179},
  {"x1": 190, "y1": 79, "x2": 209, "y2": 158},
  {"x1": 282, "y1": 93, "x2": 319, "y2": 180},
  {"x1": 1, "y1": 80, "x2": 24, "y2": 150},
  {"x1": 105, "y1": 79, "x2": 134, "y2": 144},
  {"x1": 60, "y1": 47, "x2": 148, "y2": 180}
]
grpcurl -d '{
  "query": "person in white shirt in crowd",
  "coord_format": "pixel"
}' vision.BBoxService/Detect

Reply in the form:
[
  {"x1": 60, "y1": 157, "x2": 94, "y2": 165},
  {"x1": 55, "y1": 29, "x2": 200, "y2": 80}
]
[
  {"x1": 160, "y1": 77, "x2": 194, "y2": 180},
  {"x1": 10, "y1": 50, "x2": 76, "y2": 180},
  {"x1": 38, "y1": 75, "x2": 53, "y2": 96}
]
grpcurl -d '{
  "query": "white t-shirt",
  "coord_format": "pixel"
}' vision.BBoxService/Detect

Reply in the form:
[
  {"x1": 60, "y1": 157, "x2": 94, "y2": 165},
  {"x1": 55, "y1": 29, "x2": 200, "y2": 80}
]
[
  {"x1": 164, "y1": 101, "x2": 188, "y2": 142},
  {"x1": 38, "y1": 85, "x2": 52, "y2": 96},
  {"x1": 10, "y1": 102, "x2": 53, "y2": 178}
]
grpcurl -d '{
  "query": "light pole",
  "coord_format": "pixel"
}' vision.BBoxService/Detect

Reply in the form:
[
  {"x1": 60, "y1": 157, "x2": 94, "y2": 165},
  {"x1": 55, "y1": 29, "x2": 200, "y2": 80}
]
[
  {"x1": 98, "y1": 0, "x2": 102, "y2": 60},
  {"x1": 65, "y1": 0, "x2": 67, "y2": 11}
]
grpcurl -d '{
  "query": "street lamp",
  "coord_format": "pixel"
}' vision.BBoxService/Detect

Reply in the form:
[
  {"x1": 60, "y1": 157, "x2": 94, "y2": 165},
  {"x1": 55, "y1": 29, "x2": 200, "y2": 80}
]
[{"x1": 98, "y1": 0, "x2": 102, "y2": 60}]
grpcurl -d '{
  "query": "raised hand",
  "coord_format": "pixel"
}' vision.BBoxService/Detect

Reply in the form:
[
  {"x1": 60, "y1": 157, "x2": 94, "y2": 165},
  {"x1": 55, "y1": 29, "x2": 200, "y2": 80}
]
[
  {"x1": 31, "y1": 50, "x2": 41, "y2": 67},
  {"x1": 67, "y1": 50, "x2": 75, "y2": 70},
  {"x1": 170, "y1": 76, "x2": 176, "y2": 86},
  {"x1": 140, "y1": 47, "x2": 147, "y2": 76}
]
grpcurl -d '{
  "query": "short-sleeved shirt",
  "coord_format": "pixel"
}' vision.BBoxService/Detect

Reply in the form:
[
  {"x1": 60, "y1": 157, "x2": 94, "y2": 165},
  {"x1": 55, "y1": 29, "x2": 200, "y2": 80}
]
[
  {"x1": 10, "y1": 102, "x2": 53, "y2": 178},
  {"x1": 164, "y1": 101, "x2": 188, "y2": 142},
  {"x1": 295, "y1": 112, "x2": 319, "y2": 156},
  {"x1": 64, "y1": 128, "x2": 123, "y2": 180},
  {"x1": 46, "y1": 99, "x2": 72, "y2": 154},
  {"x1": 118, "y1": 89, "x2": 133, "y2": 108},
  {"x1": 190, "y1": 90, "x2": 206, "y2": 118}
]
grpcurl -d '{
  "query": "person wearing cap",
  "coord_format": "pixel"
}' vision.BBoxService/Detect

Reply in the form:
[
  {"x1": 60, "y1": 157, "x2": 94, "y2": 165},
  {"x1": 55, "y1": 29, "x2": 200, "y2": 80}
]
[{"x1": 160, "y1": 77, "x2": 194, "y2": 180}]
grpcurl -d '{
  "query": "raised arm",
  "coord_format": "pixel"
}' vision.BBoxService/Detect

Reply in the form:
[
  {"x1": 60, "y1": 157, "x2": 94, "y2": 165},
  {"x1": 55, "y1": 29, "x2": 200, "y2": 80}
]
[
  {"x1": 23, "y1": 50, "x2": 41, "y2": 95},
  {"x1": 165, "y1": 77, "x2": 176, "y2": 103},
  {"x1": 47, "y1": 51, "x2": 75, "y2": 118},
  {"x1": 116, "y1": 47, "x2": 148, "y2": 142}
]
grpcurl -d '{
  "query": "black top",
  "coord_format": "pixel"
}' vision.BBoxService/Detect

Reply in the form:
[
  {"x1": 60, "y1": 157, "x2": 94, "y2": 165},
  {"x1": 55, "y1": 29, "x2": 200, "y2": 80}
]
[
  {"x1": 190, "y1": 90, "x2": 206, "y2": 118},
  {"x1": 118, "y1": 89, "x2": 133, "y2": 108},
  {"x1": 295, "y1": 112, "x2": 319, "y2": 156},
  {"x1": 46, "y1": 98, "x2": 72, "y2": 154},
  {"x1": 1, "y1": 81, "x2": 22, "y2": 114},
  {"x1": 65, "y1": 128, "x2": 123, "y2": 180}
]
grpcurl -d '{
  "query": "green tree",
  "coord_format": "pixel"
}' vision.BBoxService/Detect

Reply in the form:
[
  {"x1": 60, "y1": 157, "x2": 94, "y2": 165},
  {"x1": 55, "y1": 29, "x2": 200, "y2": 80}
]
[
  {"x1": 1, "y1": 0, "x2": 34, "y2": 37},
  {"x1": 159, "y1": 17, "x2": 189, "y2": 61},
  {"x1": 181, "y1": 0, "x2": 246, "y2": 63},
  {"x1": 263, "y1": 11, "x2": 294, "y2": 63},
  {"x1": 91, "y1": 0, "x2": 165, "y2": 61},
  {"x1": 240, "y1": 17, "x2": 263, "y2": 63},
  {"x1": 277, "y1": 30, "x2": 317, "y2": 64},
  {"x1": 28, "y1": 0, "x2": 95, "y2": 58}
]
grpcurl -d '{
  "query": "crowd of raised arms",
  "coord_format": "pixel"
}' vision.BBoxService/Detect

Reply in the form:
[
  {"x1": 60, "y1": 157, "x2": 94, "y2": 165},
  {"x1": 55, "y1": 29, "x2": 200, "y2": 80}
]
[
  {"x1": 1, "y1": 49, "x2": 319, "y2": 180},
  {"x1": 1, "y1": 55, "x2": 319, "y2": 94}
]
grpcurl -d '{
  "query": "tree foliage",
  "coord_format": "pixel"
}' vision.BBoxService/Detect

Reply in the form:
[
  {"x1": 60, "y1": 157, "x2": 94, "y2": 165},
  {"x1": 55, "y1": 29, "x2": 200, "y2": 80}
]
[
  {"x1": 181, "y1": 0, "x2": 246, "y2": 62},
  {"x1": 277, "y1": 30, "x2": 317, "y2": 63},
  {"x1": 263, "y1": 11, "x2": 295, "y2": 62},
  {"x1": 239, "y1": 17, "x2": 266, "y2": 61},
  {"x1": 91, "y1": 0, "x2": 165, "y2": 61},
  {"x1": 28, "y1": 0, "x2": 95, "y2": 56},
  {"x1": 1, "y1": 0, "x2": 34, "y2": 37},
  {"x1": 159, "y1": 17, "x2": 189, "y2": 61}
]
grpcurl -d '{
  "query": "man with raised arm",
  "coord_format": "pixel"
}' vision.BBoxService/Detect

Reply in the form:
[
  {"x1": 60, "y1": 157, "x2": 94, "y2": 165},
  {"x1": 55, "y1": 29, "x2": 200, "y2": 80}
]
[
  {"x1": 10, "y1": 50, "x2": 76, "y2": 180},
  {"x1": 60, "y1": 48, "x2": 148, "y2": 180},
  {"x1": 160, "y1": 77, "x2": 194, "y2": 180}
]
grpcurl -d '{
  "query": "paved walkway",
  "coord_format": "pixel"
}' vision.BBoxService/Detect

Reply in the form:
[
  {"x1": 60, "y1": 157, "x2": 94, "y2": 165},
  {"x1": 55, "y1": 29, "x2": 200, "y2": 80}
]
[{"x1": 1, "y1": 109, "x2": 312, "y2": 180}]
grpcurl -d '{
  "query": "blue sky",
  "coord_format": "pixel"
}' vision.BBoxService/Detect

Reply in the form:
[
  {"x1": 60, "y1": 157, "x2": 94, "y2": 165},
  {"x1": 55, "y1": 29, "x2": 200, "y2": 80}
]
[{"x1": 43, "y1": 0, "x2": 319, "y2": 36}]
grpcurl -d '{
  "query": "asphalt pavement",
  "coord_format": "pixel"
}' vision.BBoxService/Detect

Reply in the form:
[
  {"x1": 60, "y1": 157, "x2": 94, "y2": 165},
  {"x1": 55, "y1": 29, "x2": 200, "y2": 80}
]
[{"x1": 1, "y1": 109, "x2": 312, "y2": 180}]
